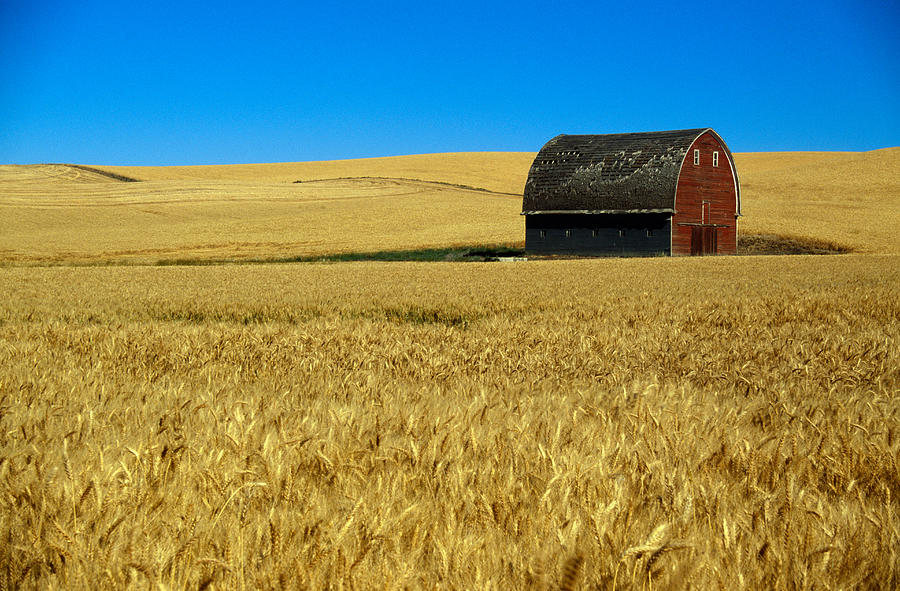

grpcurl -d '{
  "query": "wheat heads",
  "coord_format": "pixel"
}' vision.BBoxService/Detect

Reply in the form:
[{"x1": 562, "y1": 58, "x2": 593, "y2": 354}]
[{"x1": 620, "y1": 524, "x2": 691, "y2": 587}]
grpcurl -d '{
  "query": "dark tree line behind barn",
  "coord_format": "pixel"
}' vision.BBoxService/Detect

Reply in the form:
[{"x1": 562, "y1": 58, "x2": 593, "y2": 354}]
[{"x1": 522, "y1": 128, "x2": 741, "y2": 256}]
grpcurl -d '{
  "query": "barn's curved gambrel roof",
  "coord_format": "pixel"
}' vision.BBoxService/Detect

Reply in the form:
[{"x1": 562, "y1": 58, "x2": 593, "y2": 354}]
[{"x1": 522, "y1": 128, "x2": 739, "y2": 214}]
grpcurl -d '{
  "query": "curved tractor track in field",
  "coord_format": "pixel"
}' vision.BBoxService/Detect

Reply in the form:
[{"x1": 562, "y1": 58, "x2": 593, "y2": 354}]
[
  {"x1": 62, "y1": 164, "x2": 140, "y2": 183},
  {"x1": 0, "y1": 163, "x2": 139, "y2": 185},
  {"x1": 296, "y1": 176, "x2": 520, "y2": 197},
  {"x1": 0, "y1": 172, "x2": 520, "y2": 209}
]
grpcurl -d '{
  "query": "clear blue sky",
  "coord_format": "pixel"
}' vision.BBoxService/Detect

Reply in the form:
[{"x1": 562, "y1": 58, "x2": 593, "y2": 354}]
[{"x1": 1, "y1": 0, "x2": 897, "y2": 165}]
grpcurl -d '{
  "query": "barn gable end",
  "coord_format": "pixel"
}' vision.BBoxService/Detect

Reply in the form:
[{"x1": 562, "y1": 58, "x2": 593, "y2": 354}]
[
  {"x1": 522, "y1": 128, "x2": 740, "y2": 256},
  {"x1": 672, "y1": 131, "x2": 741, "y2": 255}
]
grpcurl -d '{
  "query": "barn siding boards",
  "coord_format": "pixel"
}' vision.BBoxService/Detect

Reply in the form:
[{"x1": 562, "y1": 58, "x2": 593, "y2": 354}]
[
  {"x1": 525, "y1": 213, "x2": 670, "y2": 256},
  {"x1": 522, "y1": 128, "x2": 740, "y2": 257},
  {"x1": 671, "y1": 131, "x2": 739, "y2": 256}
]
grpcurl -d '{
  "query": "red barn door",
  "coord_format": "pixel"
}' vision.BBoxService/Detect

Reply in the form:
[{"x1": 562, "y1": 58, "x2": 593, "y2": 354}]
[{"x1": 690, "y1": 226, "x2": 718, "y2": 255}]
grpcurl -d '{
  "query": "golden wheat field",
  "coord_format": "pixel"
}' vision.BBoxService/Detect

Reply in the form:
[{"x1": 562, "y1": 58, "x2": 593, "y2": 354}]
[{"x1": 1, "y1": 149, "x2": 899, "y2": 590}]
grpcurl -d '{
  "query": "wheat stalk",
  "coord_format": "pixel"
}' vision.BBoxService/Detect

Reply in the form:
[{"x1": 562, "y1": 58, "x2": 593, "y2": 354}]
[{"x1": 558, "y1": 552, "x2": 584, "y2": 591}]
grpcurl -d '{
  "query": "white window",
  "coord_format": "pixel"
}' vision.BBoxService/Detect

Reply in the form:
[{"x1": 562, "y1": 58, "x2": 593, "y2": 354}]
[
  {"x1": 713, "y1": 151, "x2": 719, "y2": 167},
  {"x1": 539, "y1": 230, "x2": 546, "y2": 238},
  {"x1": 693, "y1": 149, "x2": 700, "y2": 165},
  {"x1": 565, "y1": 229, "x2": 572, "y2": 238},
  {"x1": 619, "y1": 229, "x2": 625, "y2": 237},
  {"x1": 646, "y1": 230, "x2": 653, "y2": 238},
  {"x1": 592, "y1": 229, "x2": 599, "y2": 238}
]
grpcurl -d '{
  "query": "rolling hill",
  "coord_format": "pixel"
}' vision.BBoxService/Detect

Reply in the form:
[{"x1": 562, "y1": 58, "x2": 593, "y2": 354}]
[{"x1": 0, "y1": 148, "x2": 897, "y2": 265}]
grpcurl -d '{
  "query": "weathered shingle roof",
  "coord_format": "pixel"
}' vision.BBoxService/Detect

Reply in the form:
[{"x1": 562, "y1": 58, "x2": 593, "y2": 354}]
[{"x1": 522, "y1": 128, "x2": 711, "y2": 214}]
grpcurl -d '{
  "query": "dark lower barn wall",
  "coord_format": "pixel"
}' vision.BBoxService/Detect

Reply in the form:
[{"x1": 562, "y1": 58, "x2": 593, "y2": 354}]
[{"x1": 525, "y1": 213, "x2": 671, "y2": 256}]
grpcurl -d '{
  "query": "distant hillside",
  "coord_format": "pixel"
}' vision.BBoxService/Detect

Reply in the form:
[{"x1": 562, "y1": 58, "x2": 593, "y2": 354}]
[
  {"x1": 0, "y1": 163, "x2": 138, "y2": 185},
  {"x1": 734, "y1": 148, "x2": 900, "y2": 253},
  {"x1": 97, "y1": 152, "x2": 537, "y2": 196},
  {"x1": 0, "y1": 148, "x2": 897, "y2": 265}
]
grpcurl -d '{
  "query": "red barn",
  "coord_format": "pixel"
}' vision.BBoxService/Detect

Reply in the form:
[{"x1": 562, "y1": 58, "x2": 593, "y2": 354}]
[{"x1": 522, "y1": 128, "x2": 741, "y2": 256}]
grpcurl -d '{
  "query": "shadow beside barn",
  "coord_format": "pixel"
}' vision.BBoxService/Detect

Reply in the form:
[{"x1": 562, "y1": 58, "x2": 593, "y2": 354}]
[{"x1": 736, "y1": 234, "x2": 851, "y2": 256}]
